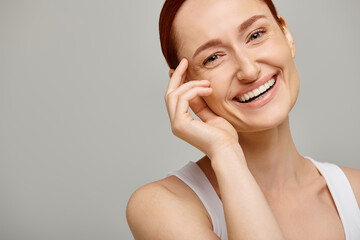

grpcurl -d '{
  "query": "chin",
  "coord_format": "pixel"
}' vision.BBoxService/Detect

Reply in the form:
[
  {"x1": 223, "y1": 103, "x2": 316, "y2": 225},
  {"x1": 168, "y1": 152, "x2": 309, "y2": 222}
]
[
  {"x1": 235, "y1": 114, "x2": 289, "y2": 133},
  {"x1": 231, "y1": 99, "x2": 295, "y2": 133}
]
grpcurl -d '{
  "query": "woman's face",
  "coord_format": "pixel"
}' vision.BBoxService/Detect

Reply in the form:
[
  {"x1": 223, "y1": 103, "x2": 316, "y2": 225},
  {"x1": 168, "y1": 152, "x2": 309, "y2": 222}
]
[{"x1": 173, "y1": 0, "x2": 300, "y2": 132}]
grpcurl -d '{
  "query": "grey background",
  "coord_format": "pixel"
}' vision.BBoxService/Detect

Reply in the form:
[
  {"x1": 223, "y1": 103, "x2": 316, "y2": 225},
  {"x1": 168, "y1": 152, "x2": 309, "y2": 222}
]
[{"x1": 0, "y1": 0, "x2": 359, "y2": 239}]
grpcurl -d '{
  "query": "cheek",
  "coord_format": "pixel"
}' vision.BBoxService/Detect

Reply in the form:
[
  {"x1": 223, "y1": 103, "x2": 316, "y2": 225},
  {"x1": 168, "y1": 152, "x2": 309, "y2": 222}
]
[
  {"x1": 259, "y1": 37, "x2": 299, "y2": 94},
  {"x1": 187, "y1": 66, "x2": 231, "y2": 112},
  {"x1": 266, "y1": 39, "x2": 300, "y2": 109},
  {"x1": 204, "y1": 79, "x2": 229, "y2": 109},
  {"x1": 260, "y1": 38, "x2": 293, "y2": 66},
  {"x1": 189, "y1": 64, "x2": 234, "y2": 96},
  {"x1": 207, "y1": 66, "x2": 235, "y2": 98}
]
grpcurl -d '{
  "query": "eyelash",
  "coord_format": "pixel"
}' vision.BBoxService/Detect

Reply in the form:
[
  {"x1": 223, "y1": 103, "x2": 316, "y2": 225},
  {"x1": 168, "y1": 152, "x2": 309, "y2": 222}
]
[
  {"x1": 203, "y1": 54, "x2": 221, "y2": 66},
  {"x1": 248, "y1": 28, "x2": 266, "y2": 42},
  {"x1": 202, "y1": 28, "x2": 267, "y2": 66}
]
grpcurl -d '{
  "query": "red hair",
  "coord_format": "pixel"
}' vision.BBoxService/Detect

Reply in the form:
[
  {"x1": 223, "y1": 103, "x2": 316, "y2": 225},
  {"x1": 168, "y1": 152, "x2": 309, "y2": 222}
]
[{"x1": 159, "y1": 0, "x2": 283, "y2": 69}]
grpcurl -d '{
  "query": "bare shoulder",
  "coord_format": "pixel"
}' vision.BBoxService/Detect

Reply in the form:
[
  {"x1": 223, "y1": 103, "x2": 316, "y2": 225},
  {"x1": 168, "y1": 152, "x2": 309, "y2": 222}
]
[
  {"x1": 340, "y1": 166, "x2": 360, "y2": 207},
  {"x1": 126, "y1": 176, "x2": 219, "y2": 240}
]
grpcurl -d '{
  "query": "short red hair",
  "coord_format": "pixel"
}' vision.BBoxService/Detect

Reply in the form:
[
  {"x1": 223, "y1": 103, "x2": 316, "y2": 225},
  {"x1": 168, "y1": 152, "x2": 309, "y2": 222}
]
[{"x1": 159, "y1": 0, "x2": 283, "y2": 69}]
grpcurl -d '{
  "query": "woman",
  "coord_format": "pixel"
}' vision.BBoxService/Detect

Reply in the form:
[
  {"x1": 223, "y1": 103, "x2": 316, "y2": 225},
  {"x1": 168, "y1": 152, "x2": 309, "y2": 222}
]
[{"x1": 127, "y1": 0, "x2": 360, "y2": 239}]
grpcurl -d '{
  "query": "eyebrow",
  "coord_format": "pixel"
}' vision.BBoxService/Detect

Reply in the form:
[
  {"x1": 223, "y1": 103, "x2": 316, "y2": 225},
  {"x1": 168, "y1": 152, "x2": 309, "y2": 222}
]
[
  {"x1": 238, "y1": 14, "x2": 267, "y2": 32},
  {"x1": 192, "y1": 14, "x2": 267, "y2": 59}
]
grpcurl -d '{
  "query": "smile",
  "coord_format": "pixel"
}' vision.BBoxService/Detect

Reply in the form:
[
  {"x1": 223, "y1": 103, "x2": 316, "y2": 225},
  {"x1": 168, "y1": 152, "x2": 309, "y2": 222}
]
[{"x1": 235, "y1": 77, "x2": 276, "y2": 103}]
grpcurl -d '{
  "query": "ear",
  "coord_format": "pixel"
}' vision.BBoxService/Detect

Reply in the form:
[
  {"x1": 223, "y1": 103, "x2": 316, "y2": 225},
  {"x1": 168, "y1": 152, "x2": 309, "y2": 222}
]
[{"x1": 277, "y1": 15, "x2": 296, "y2": 58}]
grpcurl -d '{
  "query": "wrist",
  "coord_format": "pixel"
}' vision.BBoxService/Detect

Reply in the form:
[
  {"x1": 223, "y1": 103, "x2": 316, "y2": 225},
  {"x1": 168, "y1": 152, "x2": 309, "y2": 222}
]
[{"x1": 208, "y1": 143, "x2": 247, "y2": 167}]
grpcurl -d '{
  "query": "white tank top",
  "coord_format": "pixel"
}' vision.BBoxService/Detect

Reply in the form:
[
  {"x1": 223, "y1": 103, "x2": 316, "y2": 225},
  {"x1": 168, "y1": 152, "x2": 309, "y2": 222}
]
[{"x1": 167, "y1": 157, "x2": 360, "y2": 240}]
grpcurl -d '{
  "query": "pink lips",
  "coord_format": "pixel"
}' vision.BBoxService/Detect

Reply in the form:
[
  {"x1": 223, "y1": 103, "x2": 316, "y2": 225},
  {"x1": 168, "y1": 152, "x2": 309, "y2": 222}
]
[
  {"x1": 234, "y1": 73, "x2": 277, "y2": 99},
  {"x1": 232, "y1": 73, "x2": 280, "y2": 108}
]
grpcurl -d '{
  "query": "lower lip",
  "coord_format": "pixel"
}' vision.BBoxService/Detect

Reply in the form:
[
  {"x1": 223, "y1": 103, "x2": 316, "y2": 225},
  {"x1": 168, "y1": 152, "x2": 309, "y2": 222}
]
[{"x1": 232, "y1": 74, "x2": 280, "y2": 109}]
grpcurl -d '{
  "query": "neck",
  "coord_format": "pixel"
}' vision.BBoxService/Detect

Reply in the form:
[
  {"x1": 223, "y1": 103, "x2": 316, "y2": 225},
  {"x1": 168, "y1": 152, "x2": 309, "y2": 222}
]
[{"x1": 237, "y1": 118, "x2": 304, "y2": 197}]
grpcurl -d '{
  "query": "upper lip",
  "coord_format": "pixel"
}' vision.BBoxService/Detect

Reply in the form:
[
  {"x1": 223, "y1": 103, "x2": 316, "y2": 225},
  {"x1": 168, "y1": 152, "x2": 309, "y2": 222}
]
[{"x1": 233, "y1": 73, "x2": 278, "y2": 99}]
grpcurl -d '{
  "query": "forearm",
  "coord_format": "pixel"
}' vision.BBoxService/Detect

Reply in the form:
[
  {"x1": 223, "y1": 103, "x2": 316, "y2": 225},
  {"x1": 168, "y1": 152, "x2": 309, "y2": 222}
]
[{"x1": 210, "y1": 145, "x2": 286, "y2": 240}]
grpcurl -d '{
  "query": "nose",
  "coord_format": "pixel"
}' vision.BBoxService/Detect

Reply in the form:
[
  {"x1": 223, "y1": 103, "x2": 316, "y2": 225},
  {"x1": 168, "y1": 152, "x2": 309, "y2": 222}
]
[{"x1": 234, "y1": 50, "x2": 260, "y2": 83}]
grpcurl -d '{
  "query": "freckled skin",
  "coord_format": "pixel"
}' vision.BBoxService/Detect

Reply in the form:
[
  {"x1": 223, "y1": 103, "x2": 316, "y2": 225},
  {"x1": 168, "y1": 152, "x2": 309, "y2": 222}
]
[{"x1": 173, "y1": 0, "x2": 300, "y2": 132}]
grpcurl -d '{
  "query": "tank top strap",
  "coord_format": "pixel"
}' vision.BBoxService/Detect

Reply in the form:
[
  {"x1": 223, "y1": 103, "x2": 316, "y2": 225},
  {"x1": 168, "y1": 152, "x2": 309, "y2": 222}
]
[
  {"x1": 167, "y1": 161, "x2": 228, "y2": 240},
  {"x1": 306, "y1": 157, "x2": 360, "y2": 239}
]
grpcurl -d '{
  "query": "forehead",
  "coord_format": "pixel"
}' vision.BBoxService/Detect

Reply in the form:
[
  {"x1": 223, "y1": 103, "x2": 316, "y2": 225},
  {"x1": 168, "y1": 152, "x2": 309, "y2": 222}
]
[{"x1": 173, "y1": 0, "x2": 273, "y2": 57}]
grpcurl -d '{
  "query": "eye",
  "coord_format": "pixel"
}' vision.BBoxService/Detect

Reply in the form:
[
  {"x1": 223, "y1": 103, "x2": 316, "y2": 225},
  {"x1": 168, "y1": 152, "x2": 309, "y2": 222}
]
[
  {"x1": 203, "y1": 54, "x2": 220, "y2": 66},
  {"x1": 248, "y1": 29, "x2": 266, "y2": 42}
]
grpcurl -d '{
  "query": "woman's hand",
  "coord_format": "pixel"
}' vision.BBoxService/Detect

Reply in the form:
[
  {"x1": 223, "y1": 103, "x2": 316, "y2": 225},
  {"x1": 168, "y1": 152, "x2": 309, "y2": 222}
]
[{"x1": 164, "y1": 58, "x2": 240, "y2": 159}]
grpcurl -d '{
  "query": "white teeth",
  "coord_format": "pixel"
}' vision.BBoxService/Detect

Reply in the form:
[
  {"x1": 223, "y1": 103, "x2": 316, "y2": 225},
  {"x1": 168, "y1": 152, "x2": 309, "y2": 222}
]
[
  {"x1": 237, "y1": 77, "x2": 276, "y2": 103},
  {"x1": 253, "y1": 89, "x2": 261, "y2": 96},
  {"x1": 269, "y1": 78, "x2": 275, "y2": 85},
  {"x1": 259, "y1": 85, "x2": 266, "y2": 93}
]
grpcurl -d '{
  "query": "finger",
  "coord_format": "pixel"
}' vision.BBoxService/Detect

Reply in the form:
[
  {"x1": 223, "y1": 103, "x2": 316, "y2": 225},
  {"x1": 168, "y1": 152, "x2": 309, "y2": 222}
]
[
  {"x1": 172, "y1": 80, "x2": 210, "y2": 96},
  {"x1": 189, "y1": 96, "x2": 218, "y2": 122},
  {"x1": 166, "y1": 80, "x2": 210, "y2": 119},
  {"x1": 173, "y1": 87, "x2": 212, "y2": 122},
  {"x1": 166, "y1": 58, "x2": 188, "y2": 93}
]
